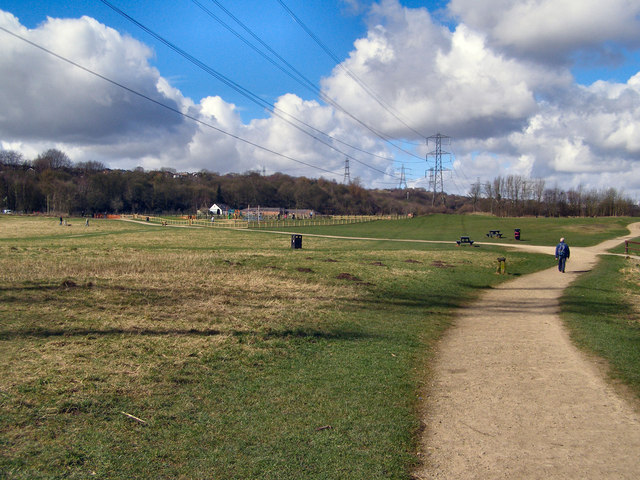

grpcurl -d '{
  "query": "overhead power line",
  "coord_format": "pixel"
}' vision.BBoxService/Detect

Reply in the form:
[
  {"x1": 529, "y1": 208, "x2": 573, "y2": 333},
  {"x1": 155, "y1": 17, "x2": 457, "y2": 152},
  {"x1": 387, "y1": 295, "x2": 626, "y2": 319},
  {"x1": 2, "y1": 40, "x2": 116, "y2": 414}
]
[
  {"x1": 98, "y1": 0, "x2": 401, "y2": 178},
  {"x1": 276, "y1": 0, "x2": 427, "y2": 142},
  {"x1": 195, "y1": 0, "x2": 318, "y2": 95},
  {"x1": 193, "y1": 0, "x2": 423, "y2": 162},
  {"x1": 194, "y1": 0, "x2": 395, "y2": 164},
  {"x1": 0, "y1": 26, "x2": 343, "y2": 179}
]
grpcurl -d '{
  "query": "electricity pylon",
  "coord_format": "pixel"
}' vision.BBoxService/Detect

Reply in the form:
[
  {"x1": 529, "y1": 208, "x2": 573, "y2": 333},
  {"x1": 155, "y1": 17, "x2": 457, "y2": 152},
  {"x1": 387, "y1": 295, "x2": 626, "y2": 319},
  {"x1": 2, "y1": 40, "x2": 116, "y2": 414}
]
[
  {"x1": 426, "y1": 133, "x2": 451, "y2": 206},
  {"x1": 398, "y1": 164, "x2": 408, "y2": 189},
  {"x1": 343, "y1": 157, "x2": 351, "y2": 184}
]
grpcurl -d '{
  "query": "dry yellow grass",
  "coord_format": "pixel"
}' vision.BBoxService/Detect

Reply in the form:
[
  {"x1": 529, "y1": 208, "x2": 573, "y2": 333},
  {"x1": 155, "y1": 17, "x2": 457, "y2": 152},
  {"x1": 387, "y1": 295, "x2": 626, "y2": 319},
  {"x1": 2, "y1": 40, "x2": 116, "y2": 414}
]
[
  {"x1": 621, "y1": 261, "x2": 640, "y2": 322},
  {"x1": 1, "y1": 218, "x2": 360, "y2": 408},
  {"x1": 1, "y1": 216, "x2": 556, "y2": 478}
]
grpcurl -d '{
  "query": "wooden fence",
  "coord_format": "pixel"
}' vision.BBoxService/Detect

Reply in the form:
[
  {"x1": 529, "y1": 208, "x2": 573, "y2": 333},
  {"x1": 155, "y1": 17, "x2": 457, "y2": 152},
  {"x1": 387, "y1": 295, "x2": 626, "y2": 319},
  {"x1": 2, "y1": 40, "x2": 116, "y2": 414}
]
[
  {"x1": 625, "y1": 240, "x2": 640, "y2": 256},
  {"x1": 122, "y1": 214, "x2": 408, "y2": 229}
]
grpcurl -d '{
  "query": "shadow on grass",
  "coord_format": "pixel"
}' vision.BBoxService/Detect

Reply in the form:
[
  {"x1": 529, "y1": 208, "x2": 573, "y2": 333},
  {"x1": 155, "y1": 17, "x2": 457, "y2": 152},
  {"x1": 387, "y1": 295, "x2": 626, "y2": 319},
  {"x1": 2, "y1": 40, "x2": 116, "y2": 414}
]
[
  {"x1": 0, "y1": 327, "x2": 223, "y2": 341},
  {"x1": 0, "y1": 281, "x2": 164, "y2": 294},
  {"x1": 561, "y1": 283, "x2": 618, "y2": 295},
  {"x1": 0, "y1": 283, "x2": 93, "y2": 292},
  {"x1": 352, "y1": 285, "x2": 481, "y2": 316},
  {"x1": 257, "y1": 327, "x2": 374, "y2": 341},
  {"x1": 0, "y1": 326, "x2": 377, "y2": 342},
  {"x1": 0, "y1": 282, "x2": 186, "y2": 307},
  {"x1": 561, "y1": 297, "x2": 634, "y2": 318}
]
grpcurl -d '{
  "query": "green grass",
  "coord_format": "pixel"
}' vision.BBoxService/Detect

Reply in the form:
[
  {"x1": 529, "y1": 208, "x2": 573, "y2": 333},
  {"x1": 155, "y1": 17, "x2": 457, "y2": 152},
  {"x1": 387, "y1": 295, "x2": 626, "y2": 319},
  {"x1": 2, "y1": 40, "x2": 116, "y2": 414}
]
[
  {"x1": 0, "y1": 216, "x2": 552, "y2": 479},
  {"x1": 271, "y1": 214, "x2": 634, "y2": 247},
  {"x1": 607, "y1": 236, "x2": 640, "y2": 255},
  {"x1": 560, "y1": 256, "x2": 640, "y2": 394},
  {"x1": 0, "y1": 215, "x2": 635, "y2": 479}
]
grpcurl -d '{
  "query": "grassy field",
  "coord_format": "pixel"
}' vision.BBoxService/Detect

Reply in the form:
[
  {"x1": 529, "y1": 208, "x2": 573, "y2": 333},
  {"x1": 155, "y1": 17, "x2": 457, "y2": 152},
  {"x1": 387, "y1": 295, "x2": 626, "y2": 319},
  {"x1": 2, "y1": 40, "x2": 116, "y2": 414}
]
[
  {"x1": 560, "y1": 255, "x2": 640, "y2": 395},
  {"x1": 0, "y1": 215, "x2": 635, "y2": 479},
  {"x1": 271, "y1": 214, "x2": 634, "y2": 247},
  {"x1": 607, "y1": 236, "x2": 640, "y2": 255}
]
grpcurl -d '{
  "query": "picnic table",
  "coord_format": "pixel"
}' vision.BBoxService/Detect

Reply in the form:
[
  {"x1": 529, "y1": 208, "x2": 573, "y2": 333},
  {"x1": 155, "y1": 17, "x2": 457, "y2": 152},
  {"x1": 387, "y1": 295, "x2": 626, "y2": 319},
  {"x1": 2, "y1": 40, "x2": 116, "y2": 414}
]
[
  {"x1": 456, "y1": 236, "x2": 474, "y2": 246},
  {"x1": 486, "y1": 230, "x2": 503, "y2": 238}
]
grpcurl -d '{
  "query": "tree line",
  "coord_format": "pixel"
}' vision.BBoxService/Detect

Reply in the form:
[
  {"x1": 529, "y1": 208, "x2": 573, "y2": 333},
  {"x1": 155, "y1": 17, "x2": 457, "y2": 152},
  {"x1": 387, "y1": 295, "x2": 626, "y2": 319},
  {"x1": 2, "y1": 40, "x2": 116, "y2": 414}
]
[
  {"x1": 468, "y1": 175, "x2": 637, "y2": 217},
  {"x1": 1, "y1": 149, "x2": 637, "y2": 217},
  {"x1": 0, "y1": 148, "x2": 398, "y2": 216}
]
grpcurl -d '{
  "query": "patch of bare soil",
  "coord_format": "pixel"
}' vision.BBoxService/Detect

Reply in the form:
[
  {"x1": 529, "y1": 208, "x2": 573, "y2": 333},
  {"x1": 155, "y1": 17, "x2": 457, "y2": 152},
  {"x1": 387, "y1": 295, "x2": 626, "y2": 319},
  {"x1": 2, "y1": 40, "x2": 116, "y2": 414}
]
[
  {"x1": 415, "y1": 223, "x2": 640, "y2": 479},
  {"x1": 60, "y1": 279, "x2": 94, "y2": 289},
  {"x1": 336, "y1": 272, "x2": 361, "y2": 282},
  {"x1": 430, "y1": 260, "x2": 454, "y2": 269},
  {"x1": 223, "y1": 260, "x2": 242, "y2": 266}
]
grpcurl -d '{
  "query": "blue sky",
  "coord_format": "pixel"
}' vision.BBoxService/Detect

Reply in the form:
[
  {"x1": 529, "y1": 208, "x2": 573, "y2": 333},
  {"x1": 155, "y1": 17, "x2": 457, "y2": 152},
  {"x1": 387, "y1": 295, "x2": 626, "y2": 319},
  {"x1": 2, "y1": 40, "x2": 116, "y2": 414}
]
[
  {"x1": 2, "y1": 0, "x2": 380, "y2": 119},
  {"x1": 1, "y1": 0, "x2": 640, "y2": 198}
]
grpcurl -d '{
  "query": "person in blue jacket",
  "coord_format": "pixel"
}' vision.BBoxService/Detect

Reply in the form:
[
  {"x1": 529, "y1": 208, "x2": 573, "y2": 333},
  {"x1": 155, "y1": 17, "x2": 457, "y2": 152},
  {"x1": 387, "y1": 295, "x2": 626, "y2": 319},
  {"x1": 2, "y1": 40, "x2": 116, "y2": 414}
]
[{"x1": 555, "y1": 237, "x2": 570, "y2": 273}]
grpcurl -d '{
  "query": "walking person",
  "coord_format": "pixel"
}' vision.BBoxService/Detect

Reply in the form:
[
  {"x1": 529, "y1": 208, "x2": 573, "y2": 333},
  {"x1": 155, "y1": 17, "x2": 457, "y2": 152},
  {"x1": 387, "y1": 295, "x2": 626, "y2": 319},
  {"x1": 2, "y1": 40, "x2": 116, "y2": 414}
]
[{"x1": 555, "y1": 237, "x2": 570, "y2": 273}]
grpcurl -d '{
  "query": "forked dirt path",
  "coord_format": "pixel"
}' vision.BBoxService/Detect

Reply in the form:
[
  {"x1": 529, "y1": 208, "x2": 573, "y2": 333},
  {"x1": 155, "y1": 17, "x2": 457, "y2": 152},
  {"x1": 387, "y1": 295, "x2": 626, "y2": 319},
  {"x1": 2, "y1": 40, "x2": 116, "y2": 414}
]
[{"x1": 416, "y1": 224, "x2": 640, "y2": 479}]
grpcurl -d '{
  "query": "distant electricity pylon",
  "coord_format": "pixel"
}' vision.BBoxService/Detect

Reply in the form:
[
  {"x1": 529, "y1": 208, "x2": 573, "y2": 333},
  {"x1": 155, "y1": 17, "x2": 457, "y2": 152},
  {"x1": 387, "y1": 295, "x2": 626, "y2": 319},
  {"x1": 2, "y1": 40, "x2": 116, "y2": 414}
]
[
  {"x1": 398, "y1": 164, "x2": 408, "y2": 189},
  {"x1": 343, "y1": 157, "x2": 351, "y2": 184},
  {"x1": 426, "y1": 133, "x2": 451, "y2": 206}
]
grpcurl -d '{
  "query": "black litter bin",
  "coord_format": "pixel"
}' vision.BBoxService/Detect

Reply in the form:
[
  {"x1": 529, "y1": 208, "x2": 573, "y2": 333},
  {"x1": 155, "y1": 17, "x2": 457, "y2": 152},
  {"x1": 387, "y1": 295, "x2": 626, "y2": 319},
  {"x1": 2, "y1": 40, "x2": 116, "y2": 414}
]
[
  {"x1": 291, "y1": 234, "x2": 302, "y2": 249},
  {"x1": 514, "y1": 228, "x2": 521, "y2": 240}
]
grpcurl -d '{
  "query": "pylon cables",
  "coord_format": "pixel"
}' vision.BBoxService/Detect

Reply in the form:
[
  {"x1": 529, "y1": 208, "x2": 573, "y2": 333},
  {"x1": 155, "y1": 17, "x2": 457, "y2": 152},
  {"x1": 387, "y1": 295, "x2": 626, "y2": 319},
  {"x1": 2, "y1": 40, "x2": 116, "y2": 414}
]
[
  {"x1": 97, "y1": 0, "x2": 400, "y2": 178},
  {"x1": 0, "y1": 26, "x2": 342, "y2": 179},
  {"x1": 193, "y1": 0, "x2": 424, "y2": 162},
  {"x1": 276, "y1": 0, "x2": 427, "y2": 142}
]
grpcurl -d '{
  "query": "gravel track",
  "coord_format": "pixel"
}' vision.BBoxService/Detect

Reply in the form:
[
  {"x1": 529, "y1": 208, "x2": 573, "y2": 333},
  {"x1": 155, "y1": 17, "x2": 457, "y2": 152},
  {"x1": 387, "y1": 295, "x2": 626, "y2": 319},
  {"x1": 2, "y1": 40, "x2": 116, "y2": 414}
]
[{"x1": 416, "y1": 224, "x2": 640, "y2": 479}]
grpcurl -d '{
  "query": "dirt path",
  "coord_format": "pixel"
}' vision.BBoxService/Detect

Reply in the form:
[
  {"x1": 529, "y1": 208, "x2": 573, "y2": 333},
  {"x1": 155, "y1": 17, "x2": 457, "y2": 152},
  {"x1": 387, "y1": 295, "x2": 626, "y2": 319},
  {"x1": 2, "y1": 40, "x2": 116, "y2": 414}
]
[{"x1": 416, "y1": 224, "x2": 640, "y2": 479}]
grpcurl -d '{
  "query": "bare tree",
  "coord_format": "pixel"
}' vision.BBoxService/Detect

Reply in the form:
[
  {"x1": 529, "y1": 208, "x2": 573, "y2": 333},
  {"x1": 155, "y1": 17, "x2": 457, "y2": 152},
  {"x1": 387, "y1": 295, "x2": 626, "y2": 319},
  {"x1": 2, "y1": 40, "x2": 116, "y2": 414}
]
[
  {"x1": 513, "y1": 175, "x2": 524, "y2": 215},
  {"x1": 0, "y1": 150, "x2": 24, "y2": 167},
  {"x1": 76, "y1": 160, "x2": 106, "y2": 173},
  {"x1": 532, "y1": 178, "x2": 545, "y2": 217},
  {"x1": 469, "y1": 178, "x2": 482, "y2": 213},
  {"x1": 483, "y1": 181, "x2": 494, "y2": 214},
  {"x1": 493, "y1": 176, "x2": 504, "y2": 216},
  {"x1": 32, "y1": 149, "x2": 72, "y2": 171}
]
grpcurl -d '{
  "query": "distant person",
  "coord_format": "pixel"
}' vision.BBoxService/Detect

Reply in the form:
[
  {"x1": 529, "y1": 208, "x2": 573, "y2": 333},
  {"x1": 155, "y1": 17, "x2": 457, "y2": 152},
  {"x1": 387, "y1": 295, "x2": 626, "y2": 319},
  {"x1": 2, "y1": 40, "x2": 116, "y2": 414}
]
[
  {"x1": 59, "y1": 216, "x2": 63, "y2": 225},
  {"x1": 85, "y1": 218, "x2": 89, "y2": 227},
  {"x1": 555, "y1": 237, "x2": 570, "y2": 273}
]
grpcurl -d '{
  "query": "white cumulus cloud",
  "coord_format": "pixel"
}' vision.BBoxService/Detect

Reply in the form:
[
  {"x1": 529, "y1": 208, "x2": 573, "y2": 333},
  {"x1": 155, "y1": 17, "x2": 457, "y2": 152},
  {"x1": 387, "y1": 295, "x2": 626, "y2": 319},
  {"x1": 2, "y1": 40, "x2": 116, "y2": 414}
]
[
  {"x1": 448, "y1": 0, "x2": 640, "y2": 63},
  {"x1": 1, "y1": 2, "x2": 640, "y2": 198}
]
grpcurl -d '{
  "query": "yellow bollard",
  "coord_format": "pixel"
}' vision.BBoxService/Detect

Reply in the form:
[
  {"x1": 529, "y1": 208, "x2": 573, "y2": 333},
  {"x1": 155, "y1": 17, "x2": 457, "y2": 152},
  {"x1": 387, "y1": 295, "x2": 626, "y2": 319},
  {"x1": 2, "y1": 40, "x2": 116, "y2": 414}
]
[{"x1": 496, "y1": 257, "x2": 506, "y2": 275}]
